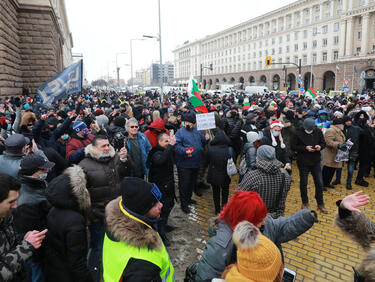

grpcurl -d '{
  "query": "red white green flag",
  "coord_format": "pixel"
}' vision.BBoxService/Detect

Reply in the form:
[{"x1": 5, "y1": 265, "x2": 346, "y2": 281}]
[
  {"x1": 336, "y1": 65, "x2": 343, "y2": 74},
  {"x1": 243, "y1": 102, "x2": 250, "y2": 110},
  {"x1": 307, "y1": 87, "x2": 317, "y2": 99},
  {"x1": 188, "y1": 74, "x2": 208, "y2": 113}
]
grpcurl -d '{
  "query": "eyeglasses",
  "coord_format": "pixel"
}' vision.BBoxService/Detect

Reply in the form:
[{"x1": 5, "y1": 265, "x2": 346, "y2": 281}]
[{"x1": 130, "y1": 125, "x2": 139, "y2": 129}]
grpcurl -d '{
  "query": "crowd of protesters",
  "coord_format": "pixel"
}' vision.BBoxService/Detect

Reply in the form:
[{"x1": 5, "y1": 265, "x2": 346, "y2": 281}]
[{"x1": 1, "y1": 87, "x2": 375, "y2": 281}]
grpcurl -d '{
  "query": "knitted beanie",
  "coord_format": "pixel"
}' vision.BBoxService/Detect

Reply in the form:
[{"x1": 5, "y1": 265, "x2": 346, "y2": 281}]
[
  {"x1": 257, "y1": 145, "x2": 276, "y2": 161},
  {"x1": 246, "y1": 131, "x2": 259, "y2": 144},
  {"x1": 72, "y1": 121, "x2": 87, "y2": 133},
  {"x1": 227, "y1": 221, "x2": 282, "y2": 282}
]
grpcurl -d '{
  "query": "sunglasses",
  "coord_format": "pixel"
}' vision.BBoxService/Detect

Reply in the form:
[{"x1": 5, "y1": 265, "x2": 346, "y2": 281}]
[{"x1": 130, "y1": 125, "x2": 139, "y2": 129}]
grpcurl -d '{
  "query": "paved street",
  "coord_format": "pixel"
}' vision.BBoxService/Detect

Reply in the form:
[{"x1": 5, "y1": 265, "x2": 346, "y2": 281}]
[{"x1": 167, "y1": 164, "x2": 374, "y2": 281}]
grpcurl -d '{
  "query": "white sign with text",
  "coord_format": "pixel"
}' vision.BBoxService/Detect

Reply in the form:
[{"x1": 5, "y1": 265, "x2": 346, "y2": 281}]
[{"x1": 196, "y1": 112, "x2": 216, "y2": 131}]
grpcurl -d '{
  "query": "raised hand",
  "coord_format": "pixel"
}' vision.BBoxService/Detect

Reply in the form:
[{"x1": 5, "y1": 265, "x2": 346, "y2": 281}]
[{"x1": 340, "y1": 191, "x2": 370, "y2": 213}]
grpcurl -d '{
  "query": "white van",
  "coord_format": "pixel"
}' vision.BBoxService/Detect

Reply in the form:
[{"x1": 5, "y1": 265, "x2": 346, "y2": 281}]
[{"x1": 245, "y1": 86, "x2": 270, "y2": 96}]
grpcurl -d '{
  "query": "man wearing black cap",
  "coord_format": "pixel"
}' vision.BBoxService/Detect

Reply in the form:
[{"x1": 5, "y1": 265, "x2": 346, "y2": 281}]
[
  {"x1": 291, "y1": 118, "x2": 328, "y2": 214},
  {"x1": 174, "y1": 112, "x2": 210, "y2": 213},
  {"x1": 0, "y1": 134, "x2": 46, "y2": 178},
  {"x1": 102, "y1": 177, "x2": 174, "y2": 281}
]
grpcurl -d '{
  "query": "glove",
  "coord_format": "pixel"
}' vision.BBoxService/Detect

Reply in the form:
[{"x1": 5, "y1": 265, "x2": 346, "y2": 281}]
[{"x1": 338, "y1": 144, "x2": 347, "y2": 151}]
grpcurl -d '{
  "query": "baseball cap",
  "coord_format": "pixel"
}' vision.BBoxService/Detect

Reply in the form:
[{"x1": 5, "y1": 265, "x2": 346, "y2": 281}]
[{"x1": 4, "y1": 134, "x2": 30, "y2": 149}]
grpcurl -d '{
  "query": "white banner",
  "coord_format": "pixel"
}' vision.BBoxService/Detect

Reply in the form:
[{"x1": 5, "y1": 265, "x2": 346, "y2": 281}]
[{"x1": 196, "y1": 112, "x2": 216, "y2": 131}]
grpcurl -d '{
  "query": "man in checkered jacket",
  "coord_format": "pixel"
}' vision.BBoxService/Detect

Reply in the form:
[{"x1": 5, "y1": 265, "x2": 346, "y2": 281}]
[{"x1": 237, "y1": 145, "x2": 291, "y2": 218}]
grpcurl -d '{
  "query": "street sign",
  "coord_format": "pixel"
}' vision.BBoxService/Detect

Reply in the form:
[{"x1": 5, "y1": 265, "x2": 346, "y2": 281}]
[
  {"x1": 300, "y1": 87, "x2": 305, "y2": 92},
  {"x1": 343, "y1": 86, "x2": 349, "y2": 92},
  {"x1": 344, "y1": 80, "x2": 349, "y2": 86},
  {"x1": 297, "y1": 77, "x2": 302, "y2": 83}
]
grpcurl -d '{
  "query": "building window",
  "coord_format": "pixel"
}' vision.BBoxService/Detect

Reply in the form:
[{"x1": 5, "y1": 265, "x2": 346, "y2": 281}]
[
  {"x1": 286, "y1": 46, "x2": 290, "y2": 53},
  {"x1": 315, "y1": 16, "x2": 320, "y2": 22},
  {"x1": 358, "y1": 31, "x2": 362, "y2": 40},
  {"x1": 287, "y1": 34, "x2": 290, "y2": 41},
  {"x1": 327, "y1": 2, "x2": 331, "y2": 8},
  {"x1": 294, "y1": 56, "x2": 299, "y2": 64},
  {"x1": 313, "y1": 53, "x2": 317, "y2": 63},
  {"x1": 303, "y1": 42, "x2": 308, "y2": 49},
  {"x1": 359, "y1": 17, "x2": 363, "y2": 25},
  {"x1": 333, "y1": 51, "x2": 339, "y2": 60},
  {"x1": 357, "y1": 47, "x2": 361, "y2": 54},
  {"x1": 337, "y1": 9, "x2": 342, "y2": 15},
  {"x1": 286, "y1": 57, "x2": 290, "y2": 62},
  {"x1": 313, "y1": 40, "x2": 317, "y2": 48},
  {"x1": 323, "y1": 38, "x2": 328, "y2": 46},
  {"x1": 294, "y1": 31, "x2": 299, "y2": 40},
  {"x1": 265, "y1": 39, "x2": 268, "y2": 46},
  {"x1": 334, "y1": 22, "x2": 340, "y2": 31},
  {"x1": 259, "y1": 41, "x2": 262, "y2": 47},
  {"x1": 322, "y1": 52, "x2": 327, "y2": 62},
  {"x1": 360, "y1": 0, "x2": 366, "y2": 6},
  {"x1": 372, "y1": 45, "x2": 375, "y2": 53},
  {"x1": 259, "y1": 51, "x2": 262, "y2": 57},
  {"x1": 304, "y1": 30, "x2": 308, "y2": 38},
  {"x1": 303, "y1": 55, "x2": 307, "y2": 64},
  {"x1": 338, "y1": 0, "x2": 343, "y2": 5},
  {"x1": 272, "y1": 38, "x2": 275, "y2": 45},
  {"x1": 279, "y1": 36, "x2": 283, "y2": 43},
  {"x1": 294, "y1": 44, "x2": 299, "y2": 51},
  {"x1": 279, "y1": 47, "x2": 282, "y2": 53},
  {"x1": 322, "y1": 25, "x2": 328, "y2": 33},
  {"x1": 315, "y1": 5, "x2": 320, "y2": 12},
  {"x1": 334, "y1": 36, "x2": 339, "y2": 44},
  {"x1": 272, "y1": 49, "x2": 275, "y2": 55},
  {"x1": 313, "y1": 27, "x2": 318, "y2": 35}
]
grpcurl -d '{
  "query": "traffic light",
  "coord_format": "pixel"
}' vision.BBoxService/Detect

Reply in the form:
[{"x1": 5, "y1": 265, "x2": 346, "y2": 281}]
[
  {"x1": 209, "y1": 63, "x2": 213, "y2": 70},
  {"x1": 265, "y1": 56, "x2": 272, "y2": 66}
]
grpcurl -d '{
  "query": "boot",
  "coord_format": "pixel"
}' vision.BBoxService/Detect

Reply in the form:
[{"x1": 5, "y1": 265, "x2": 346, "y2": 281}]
[
  {"x1": 331, "y1": 180, "x2": 341, "y2": 185},
  {"x1": 346, "y1": 183, "x2": 352, "y2": 190},
  {"x1": 194, "y1": 190, "x2": 203, "y2": 197},
  {"x1": 318, "y1": 205, "x2": 328, "y2": 214},
  {"x1": 355, "y1": 179, "x2": 369, "y2": 187},
  {"x1": 198, "y1": 182, "x2": 210, "y2": 190}
]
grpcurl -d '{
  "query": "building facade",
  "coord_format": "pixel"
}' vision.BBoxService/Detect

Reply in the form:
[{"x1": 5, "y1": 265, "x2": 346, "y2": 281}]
[
  {"x1": 173, "y1": 0, "x2": 375, "y2": 92},
  {"x1": 0, "y1": 0, "x2": 73, "y2": 96},
  {"x1": 150, "y1": 62, "x2": 175, "y2": 85},
  {"x1": 136, "y1": 68, "x2": 151, "y2": 86}
]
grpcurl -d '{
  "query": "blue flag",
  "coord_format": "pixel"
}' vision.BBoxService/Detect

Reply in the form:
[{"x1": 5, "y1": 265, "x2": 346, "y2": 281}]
[
  {"x1": 37, "y1": 60, "x2": 83, "y2": 105},
  {"x1": 354, "y1": 66, "x2": 358, "y2": 73}
]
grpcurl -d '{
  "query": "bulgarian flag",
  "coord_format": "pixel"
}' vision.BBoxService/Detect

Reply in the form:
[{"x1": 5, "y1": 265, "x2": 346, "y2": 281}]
[
  {"x1": 188, "y1": 74, "x2": 208, "y2": 113},
  {"x1": 243, "y1": 98, "x2": 250, "y2": 110},
  {"x1": 336, "y1": 65, "x2": 343, "y2": 74},
  {"x1": 270, "y1": 101, "x2": 277, "y2": 108},
  {"x1": 306, "y1": 87, "x2": 317, "y2": 99}
]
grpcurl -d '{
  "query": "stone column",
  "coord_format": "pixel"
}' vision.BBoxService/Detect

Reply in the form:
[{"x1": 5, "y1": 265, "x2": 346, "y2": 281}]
[
  {"x1": 319, "y1": 3, "x2": 324, "y2": 20},
  {"x1": 348, "y1": 0, "x2": 353, "y2": 10},
  {"x1": 339, "y1": 19, "x2": 347, "y2": 57},
  {"x1": 361, "y1": 13, "x2": 371, "y2": 55},
  {"x1": 343, "y1": 0, "x2": 348, "y2": 11},
  {"x1": 330, "y1": 0, "x2": 335, "y2": 17},
  {"x1": 345, "y1": 17, "x2": 354, "y2": 56}
]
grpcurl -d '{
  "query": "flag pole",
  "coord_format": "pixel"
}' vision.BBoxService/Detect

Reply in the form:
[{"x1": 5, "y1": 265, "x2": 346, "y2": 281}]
[
  {"x1": 352, "y1": 68, "x2": 355, "y2": 93},
  {"x1": 335, "y1": 65, "x2": 337, "y2": 91}
]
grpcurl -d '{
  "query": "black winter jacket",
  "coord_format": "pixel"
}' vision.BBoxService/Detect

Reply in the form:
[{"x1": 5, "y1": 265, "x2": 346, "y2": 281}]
[
  {"x1": 44, "y1": 165, "x2": 92, "y2": 282},
  {"x1": 207, "y1": 131, "x2": 231, "y2": 186},
  {"x1": 344, "y1": 124, "x2": 362, "y2": 161},
  {"x1": 260, "y1": 127, "x2": 291, "y2": 165},
  {"x1": 291, "y1": 127, "x2": 326, "y2": 167},
  {"x1": 79, "y1": 144, "x2": 131, "y2": 221}
]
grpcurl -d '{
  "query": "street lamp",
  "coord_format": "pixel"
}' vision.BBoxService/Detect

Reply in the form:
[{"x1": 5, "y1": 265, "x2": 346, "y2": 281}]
[
  {"x1": 116, "y1": 52, "x2": 127, "y2": 88},
  {"x1": 309, "y1": 30, "x2": 321, "y2": 89},
  {"x1": 130, "y1": 39, "x2": 146, "y2": 92},
  {"x1": 143, "y1": 0, "x2": 163, "y2": 101}
]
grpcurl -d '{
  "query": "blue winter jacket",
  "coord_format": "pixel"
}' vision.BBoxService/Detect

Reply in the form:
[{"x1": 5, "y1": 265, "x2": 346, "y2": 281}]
[
  {"x1": 127, "y1": 132, "x2": 151, "y2": 176},
  {"x1": 174, "y1": 127, "x2": 207, "y2": 168}
]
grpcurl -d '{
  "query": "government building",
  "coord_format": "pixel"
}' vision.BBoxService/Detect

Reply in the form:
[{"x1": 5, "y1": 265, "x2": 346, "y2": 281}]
[
  {"x1": 173, "y1": 0, "x2": 375, "y2": 92},
  {"x1": 0, "y1": 0, "x2": 73, "y2": 96}
]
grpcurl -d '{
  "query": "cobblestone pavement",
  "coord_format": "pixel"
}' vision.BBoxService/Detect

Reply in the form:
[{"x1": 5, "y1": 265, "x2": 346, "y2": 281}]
[{"x1": 167, "y1": 164, "x2": 375, "y2": 281}]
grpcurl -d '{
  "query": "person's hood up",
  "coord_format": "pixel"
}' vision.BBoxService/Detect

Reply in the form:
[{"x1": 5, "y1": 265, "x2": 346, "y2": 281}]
[
  {"x1": 210, "y1": 130, "x2": 231, "y2": 146},
  {"x1": 105, "y1": 197, "x2": 163, "y2": 250},
  {"x1": 46, "y1": 165, "x2": 91, "y2": 212},
  {"x1": 84, "y1": 143, "x2": 116, "y2": 161},
  {"x1": 255, "y1": 160, "x2": 283, "y2": 174},
  {"x1": 318, "y1": 110, "x2": 328, "y2": 116},
  {"x1": 148, "y1": 118, "x2": 166, "y2": 131},
  {"x1": 354, "y1": 110, "x2": 369, "y2": 121}
]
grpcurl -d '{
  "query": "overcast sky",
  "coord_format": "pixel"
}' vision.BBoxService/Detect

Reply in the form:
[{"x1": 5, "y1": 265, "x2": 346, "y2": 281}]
[{"x1": 65, "y1": 0, "x2": 297, "y2": 82}]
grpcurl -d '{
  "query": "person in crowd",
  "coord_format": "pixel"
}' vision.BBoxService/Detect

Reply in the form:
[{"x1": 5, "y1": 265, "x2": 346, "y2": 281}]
[
  {"x1": 222, "y1": 107, "x2": 243, "y2": 162},
  {"x1": 0, "y1": 134, "x2": 46, "y2": 178},
  {"x1": 65, "y1": 121, "x2": 95, "y2": 161},
  {"x1": 174, "y1": 113, "x2": 210, "y2": 213},
  {"x1": 223, "y1": 221, "x2": 283, "y2": 282},
  {"x1": 0, "y1": 173, "x2": 47, "y2": 281},
  {"x1": 238, "y1": 131, "x2": 260, "y2": 181},
  {"x1": 13, "y1": 154, "x2": 54, "y2": 281},
  {"x1": 353, "y1": 111, "x2": 374, "y2": 187},
  {"x1": 78, "y1": 135, "x2": 130, "y2": 280},
  {"x1": 260, "y1": 120, "x2": 291, "y2": 170},
  {"x1": 206, "y1": 128, "x2": 231, "y2": 215},
  {"x1": 125, "y1": 117, "x2": 151, "y2": 179},
  {"x1": 334, "y1": 191, "x2": 373, "y2": 282},
  {"x1": 144, "y1": 117, "x2": 170, "y2": 148},
  {"x1": 44, "y1": 165, "x2": 92, "y2": 282},
  {"x1": 315, "y1": 110, "x2": 331, "y2": 133},
  {"x1": 291, "y1": 118, "x2": 328, "y2": 214},
  {"x1": 321, "y1": 118, "x2": 346, "y2": 190},
  {"x1": 102, "y1": 177, "x2": 174, "y2": 282},
  {"x1": 192, "y1": 191, "x2": 317, "y2": 282},
  {"x1": 237, "y1": 145, "x2": 291, "y2": 218},
  {"x1": 147, "y1": 132, "x2": 176, "y2": 246}
]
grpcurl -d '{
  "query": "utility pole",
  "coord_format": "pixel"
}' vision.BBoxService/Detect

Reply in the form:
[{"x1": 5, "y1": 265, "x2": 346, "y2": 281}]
[
  {"x1": 158, "y1": 0, "x2": 163, "y2": 101},
  {"x1": 200, "y1": 63, "x2": 213, "y2": 90}
]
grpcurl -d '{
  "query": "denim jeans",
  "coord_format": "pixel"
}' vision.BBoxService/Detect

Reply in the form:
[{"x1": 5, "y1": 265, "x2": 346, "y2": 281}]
[
  {"x1": 347, "y1": 161, "x2": 356, "y2": 185},
  {"x1": 24, "y1": 259, "x2": 44, "y2": 282},
  {"x1": 88, "y1": 220, "x2": 105, "y2": 282}
]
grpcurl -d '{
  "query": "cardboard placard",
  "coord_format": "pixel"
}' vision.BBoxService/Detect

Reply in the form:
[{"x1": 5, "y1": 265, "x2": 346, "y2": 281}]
[{"x1": 196, "y1": 112, "x2": 216, "y2": 131}]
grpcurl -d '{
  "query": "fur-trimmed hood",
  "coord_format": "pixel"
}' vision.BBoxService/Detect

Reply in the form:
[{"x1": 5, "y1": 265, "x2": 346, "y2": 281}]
[
  {"x1": 85, "y1": 143, "x2": 116, "y2": 160},
  {"x1": 46, "y1": 165, "x2": 91, "y2": 212},
  {"x1": 105, "y1": 197, "x2": 162, "y2": 250}
]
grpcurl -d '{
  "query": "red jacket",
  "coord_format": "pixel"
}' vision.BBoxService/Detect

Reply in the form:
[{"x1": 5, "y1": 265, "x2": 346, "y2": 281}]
[
  {"x1": 66, "y1": 133, "x2": 95, "y2": 158},
  {"x1": 144, "y1": 118, "x2": 169, "y2": 148}
]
